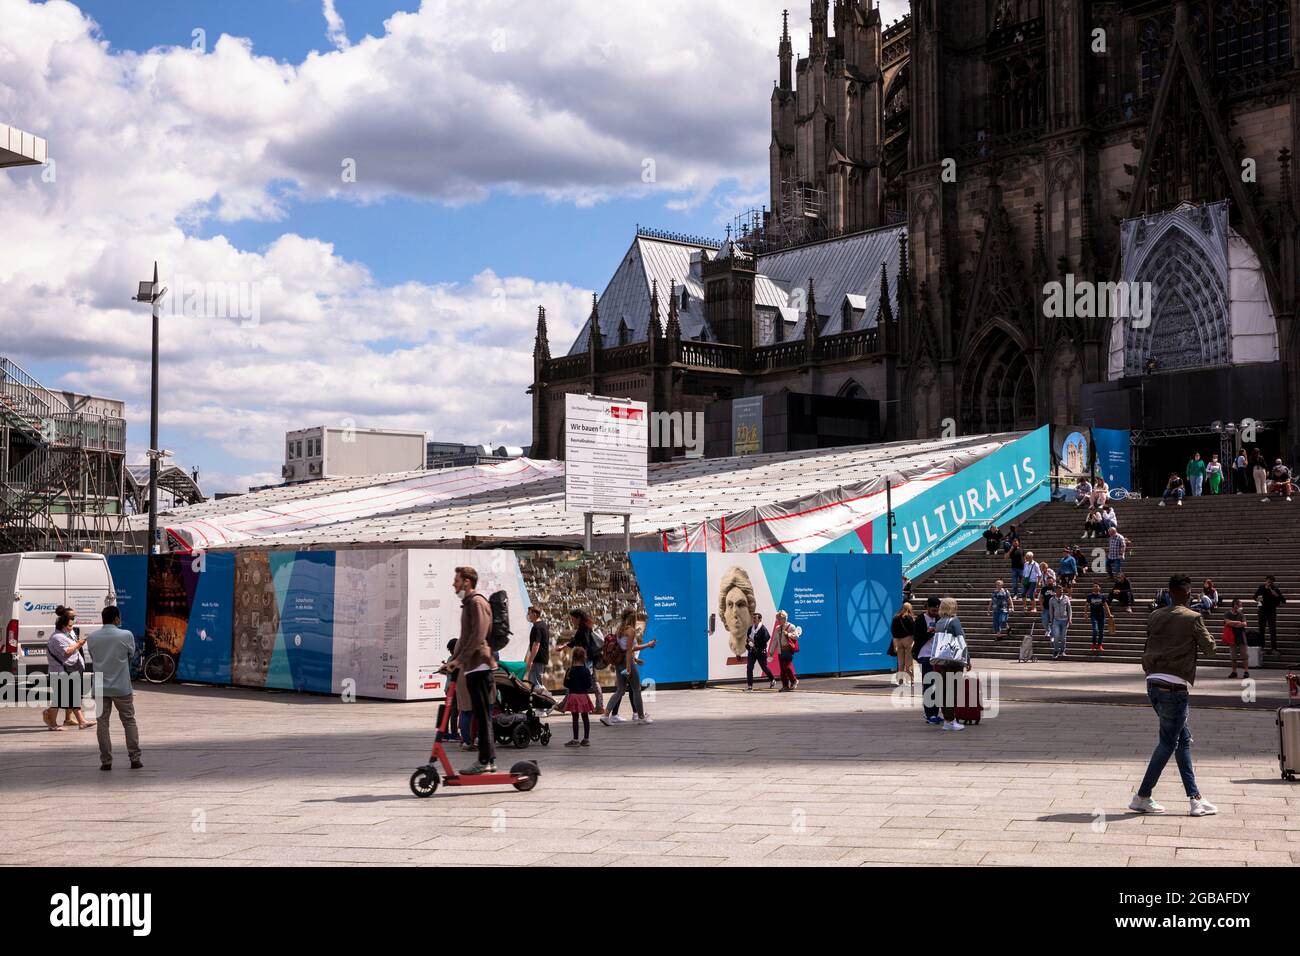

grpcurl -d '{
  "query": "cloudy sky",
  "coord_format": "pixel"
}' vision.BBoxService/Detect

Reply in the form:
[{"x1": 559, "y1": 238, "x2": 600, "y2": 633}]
[{"x1": 0, "y1": 0, "x2": 909, "y2": 493}]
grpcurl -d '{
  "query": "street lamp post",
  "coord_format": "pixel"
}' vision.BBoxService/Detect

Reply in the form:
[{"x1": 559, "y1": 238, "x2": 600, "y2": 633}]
[{"x1": 132, "y1": 263, "x2": 168, "y2": 554}]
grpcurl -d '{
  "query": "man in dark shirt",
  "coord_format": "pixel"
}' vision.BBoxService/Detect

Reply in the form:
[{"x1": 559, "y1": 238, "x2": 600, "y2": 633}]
[
  {"x1": 524, "y1": 606, "x2": 550, "y2": 688},
  {"x1": 1254, "y1": 576, "x2": 1286, "y2": 652},
  {"x1": 1009, "y1": 539, "x2": 1026, "y2": 611},
  {"x1": 745, "y1": 612, "x2": 774, "y2": 691}
]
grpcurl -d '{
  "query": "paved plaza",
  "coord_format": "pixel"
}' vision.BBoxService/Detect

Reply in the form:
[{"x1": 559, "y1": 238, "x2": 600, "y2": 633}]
[{"x1": 3, "y1": 661, "x2": 1299, "y2": 867}]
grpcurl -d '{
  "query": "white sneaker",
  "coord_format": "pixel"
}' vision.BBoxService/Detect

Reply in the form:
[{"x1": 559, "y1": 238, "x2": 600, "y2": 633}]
[
  {"x1": 1189, "y1": 797, "x2": 1218, "y2": 817},
  {"x1": 1159, "y1": 500, "x2": 1165, "y2": 507},
  {"x1": 635, "y1": 715, "x2": 654, "y2": 725},
  {"x1": 600, "y1": 715, "x2": 626, "y2": 726},
  {"x1": 1128, "y1": 795, "x2": 1166, "y2": 814},
  {"x1": 1177, "y1": 499, "x2": 1182, "y2": 506},
  {"x1": 948, "y1": 720, "x2": 965, "y2": 731}
]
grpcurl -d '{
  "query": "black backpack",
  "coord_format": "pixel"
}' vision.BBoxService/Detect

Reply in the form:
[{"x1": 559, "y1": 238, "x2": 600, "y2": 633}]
[{"x1": 483, "y1": 591, "x2": 511, "y2": 652}]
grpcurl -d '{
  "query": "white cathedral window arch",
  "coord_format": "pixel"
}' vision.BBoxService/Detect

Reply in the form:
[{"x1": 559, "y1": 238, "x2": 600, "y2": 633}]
[
  {"x1": 1112, "y1": 203, "x2": 1279, "y2": 379},
  {"x1": 1124, "y1": 227, "x2": 1230, "y2": 375}
]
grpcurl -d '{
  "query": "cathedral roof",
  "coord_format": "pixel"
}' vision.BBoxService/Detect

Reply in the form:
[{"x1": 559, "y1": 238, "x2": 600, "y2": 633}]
[{"x1": 566, "y1": 223, "x2": 904, "y2": 355}]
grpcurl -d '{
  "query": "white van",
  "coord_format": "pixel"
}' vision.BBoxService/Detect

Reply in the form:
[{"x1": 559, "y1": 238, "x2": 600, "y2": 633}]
[{"x1": 0, "y1": 552, "x2": 117, "y2": 679}]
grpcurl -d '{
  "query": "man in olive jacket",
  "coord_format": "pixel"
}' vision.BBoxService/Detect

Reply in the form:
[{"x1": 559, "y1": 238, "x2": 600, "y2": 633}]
[{"x1": 1129, "y1": 574, "x2": 1218, "y2": 817}]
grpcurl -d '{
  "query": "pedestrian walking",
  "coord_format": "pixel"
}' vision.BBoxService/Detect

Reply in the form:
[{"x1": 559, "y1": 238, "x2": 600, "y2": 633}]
[
  {"x1": 891, "y1": 603, "x2": 916, "y2": 683},
  {"x1": 85, "y1": 606, "x2": 142, "y2": 770},
  {"x1": 1223, "y1": 599, "x2": 1249, "y2": 679},
  {"x1": 1186, "y1": 452, "x2": 1206, "y2": 497},
  {"x1": 559, "y1": 608, "x2": 605, "y2": 714},
  {"x1": 1205, "y1": 454, "x2": 1224, "y2": 495},
  {"x1": 561, "y1": 646, "x2": 595, "y2": 747},
  {"x1": 1049, "y1": 585, "x2": 1073, "y2": 659},
  {"x1": 1008, "y1": 538, "x2": 1026, "y2": 611},
  {"x1": 1254, "y1": 575, "x2": 1285, "y2": 653},
  {"x1": 914, "y1": 597, "x2": 942, "y2": 725},
  {"x1": 989, "y1": 581, "x2": 1010, "y2": 639},
  {"x1": 602, "y1": 608, "x2": 656, "y2": 724},
  {"x1": 1129, "y1": 574, "x2": 1218, "y2": 817},
  {"x1": 1086, "y1": 582, "x2": 1111, "y2": 652},
  {"x1": 524, "y1": 606, "x2": 550, "y2": 689},
  {"x1": 773, "y1": 610, "x2": 800, "y2": 691},
  {"x1": 745, "y1": 611, "x2": 775, "y2": 690},
  {"x1": 1023, "y1": 551, "x2": 1041, "y2": 612},
  {"x1": 1106, "y1": 527, "x2": 1127, "y2": 579},
  {"x1": 1058, "y1": 547, "x2": 1078, "y2": 587}
]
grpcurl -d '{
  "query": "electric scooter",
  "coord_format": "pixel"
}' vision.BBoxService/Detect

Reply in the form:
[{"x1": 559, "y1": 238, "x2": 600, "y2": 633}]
[{"x1": 409, "y1": 675, "x2": 540, "y2": 797}]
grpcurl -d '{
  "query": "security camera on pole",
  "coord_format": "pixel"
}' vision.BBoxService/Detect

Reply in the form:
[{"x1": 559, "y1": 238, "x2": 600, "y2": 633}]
[{"x1": 132, "y1": 263, "x2": 169, "y2": 554}]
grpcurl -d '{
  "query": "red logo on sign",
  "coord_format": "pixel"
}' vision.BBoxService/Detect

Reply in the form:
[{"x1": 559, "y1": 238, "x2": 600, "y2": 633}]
[{"x1": 609, "y1": 407, "x2": 643, "y2": 421}]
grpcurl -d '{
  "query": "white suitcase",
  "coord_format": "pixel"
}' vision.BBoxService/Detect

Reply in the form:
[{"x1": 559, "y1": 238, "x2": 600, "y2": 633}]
[
  {"x1": 1249, "y1": 646, "x2": 1263, "y2": 669},
  {"x1": 1278, "y1": 707, "x2": 1300, "y2": 780}
]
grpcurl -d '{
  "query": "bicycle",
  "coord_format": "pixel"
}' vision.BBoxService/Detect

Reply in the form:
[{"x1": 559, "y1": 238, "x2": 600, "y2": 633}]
[{"x1": 130, "y1": 632, "x2": 178, "y2": 685}]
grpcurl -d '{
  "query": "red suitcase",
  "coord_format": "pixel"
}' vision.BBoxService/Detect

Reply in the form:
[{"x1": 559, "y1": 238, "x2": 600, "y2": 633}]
[{"x1": 955, "y1": 675, "x2": 983, "y2": 725}]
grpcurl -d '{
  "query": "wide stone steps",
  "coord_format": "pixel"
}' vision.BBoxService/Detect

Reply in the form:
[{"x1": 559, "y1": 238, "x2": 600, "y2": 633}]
[{"x1": 911, "y1": 495, "x2": 1300, "y2": 669}]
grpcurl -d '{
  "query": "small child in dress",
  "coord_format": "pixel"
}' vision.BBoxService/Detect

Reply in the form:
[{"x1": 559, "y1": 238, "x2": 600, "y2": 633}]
[{"x1": 562, "y1": 646, "x2": 595, "y2": 747}]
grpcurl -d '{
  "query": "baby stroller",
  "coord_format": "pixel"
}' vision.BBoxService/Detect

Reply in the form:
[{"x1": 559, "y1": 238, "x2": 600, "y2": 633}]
[{"x1": 492, "y1": 669, "x2": 556, "y2": 749}]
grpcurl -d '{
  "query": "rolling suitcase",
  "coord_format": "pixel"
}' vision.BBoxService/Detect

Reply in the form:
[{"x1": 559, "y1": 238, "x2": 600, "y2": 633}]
[
  {"x1": 1017, "y1": 623, "x2": 1037, "y2": 663},
  {"x1": 1278, "y1": 707, "x2": 1300, "y2": 780},
  {"x1": 955, "y1": 675, "x2": 983, "y2": 725}
]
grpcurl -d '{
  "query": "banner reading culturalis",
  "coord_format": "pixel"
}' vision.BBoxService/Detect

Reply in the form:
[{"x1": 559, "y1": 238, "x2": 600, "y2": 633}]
[{"x1": 817, "y1": 426, "x2": 1051, "y2": 579}]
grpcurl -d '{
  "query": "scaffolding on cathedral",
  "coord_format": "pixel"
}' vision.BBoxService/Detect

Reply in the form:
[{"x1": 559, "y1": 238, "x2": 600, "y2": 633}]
[{"x1": 0, "y1": 355, "x2": 132, "y2": 554}]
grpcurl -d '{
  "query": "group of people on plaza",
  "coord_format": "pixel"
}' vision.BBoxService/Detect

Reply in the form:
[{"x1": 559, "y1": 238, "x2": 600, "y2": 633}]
[
  {"x1": 888, "y1": 597, "x2": 972, "y2": 732},
  {"x1": 1162, "y1": 449, "x2": 1293, "y2": 503},
  {"x1": 38, "y1": 603, "x2": 144, "y2": 771}
]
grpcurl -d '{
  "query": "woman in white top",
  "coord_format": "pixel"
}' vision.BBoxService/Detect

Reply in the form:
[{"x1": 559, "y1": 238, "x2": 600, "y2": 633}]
[{"x1": 1023, "y1": 553, "x2": 1042, "y2": 613}]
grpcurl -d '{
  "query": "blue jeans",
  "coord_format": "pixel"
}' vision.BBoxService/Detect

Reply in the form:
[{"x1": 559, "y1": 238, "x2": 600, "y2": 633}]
[
  {"x1": 992, "y1": 609, "x2": 1008, "y2": 633},
  {"x1": 1106, "y1": 557, "x2": 1124, "y2": 578},
  {"x1": 1050, "y1": 620, "x2": 1068, "y2": 655},
  {"x1": 1189, "y1": 475, "x2": 1203, "y2": 496},
  {"x1": 1090, "y1": 613, "x2": 1106, "y2": 644},
  {"x1": 1163, "y1": 487, "x2": 1185, "y2": 501},
  {"x1": 1137, "y1": 684, "x2": 1200, "y2": 799},
  {"x1": 1011, "y1": 569, "x2": 1024, "y2": 596},
  {"x1": 526, "y1": 661, "x2": 546, "y2": 687}
]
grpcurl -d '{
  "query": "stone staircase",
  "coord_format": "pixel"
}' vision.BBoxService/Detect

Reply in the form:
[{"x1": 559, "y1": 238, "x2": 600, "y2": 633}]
[{"x1": 911, "y1": 494, "x2": 1300, "y2": 670}]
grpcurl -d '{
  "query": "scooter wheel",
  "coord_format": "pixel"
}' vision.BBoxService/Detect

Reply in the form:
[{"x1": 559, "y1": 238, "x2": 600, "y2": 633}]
[
  {"x1": 510, "y1": 760, "x2": 540, "y2": 792},
  {"x1": 409, "y1": 766, "x2": 439, "y2": 798},
  {"x1": 512, "y1": 724, "x2": 531, "y2": 749},
  {"x1": 539, "y1": 729, "x2": 551, "y2": 746}
]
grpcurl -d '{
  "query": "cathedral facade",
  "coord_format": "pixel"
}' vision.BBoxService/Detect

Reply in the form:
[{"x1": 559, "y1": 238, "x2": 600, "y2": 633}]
[{"x1": 531, "y1": 0, "x2": 1300, "y2": 491}]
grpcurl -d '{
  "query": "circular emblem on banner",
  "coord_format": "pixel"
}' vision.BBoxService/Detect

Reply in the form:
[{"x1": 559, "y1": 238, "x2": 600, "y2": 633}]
[{"x1": 847, "y1": 579, "x2": 891, "y2": 646}]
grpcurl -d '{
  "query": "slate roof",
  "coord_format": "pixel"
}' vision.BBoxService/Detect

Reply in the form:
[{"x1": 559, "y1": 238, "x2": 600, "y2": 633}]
[{"x1": 566, "y1": 224, "x2": 904, "y2": 354}]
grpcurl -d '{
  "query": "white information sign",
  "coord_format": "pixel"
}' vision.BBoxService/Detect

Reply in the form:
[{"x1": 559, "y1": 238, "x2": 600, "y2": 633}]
[{"x1": 564, "y1": 394, "x2": 649, "y2": 514}]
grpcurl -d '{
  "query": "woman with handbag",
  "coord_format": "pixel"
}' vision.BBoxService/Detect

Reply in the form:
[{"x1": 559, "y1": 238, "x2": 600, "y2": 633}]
[
  {"x1": 774, "y1": 610, "x2": 800, "y2": 692},
  {"x1": 42, "y1": 607, "x2": 94, "y2": 731},
  {"x1": 890, "y1": 603, "x2": 916, "y2": 685},
  {"x1": 928, "y1": 598, "x2": 970, "y2": 732}
]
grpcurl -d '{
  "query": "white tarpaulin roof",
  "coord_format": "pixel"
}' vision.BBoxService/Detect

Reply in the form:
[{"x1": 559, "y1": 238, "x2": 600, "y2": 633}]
[{"x1": 143, "y1": 432, "x2": 1021, "y2": 551}]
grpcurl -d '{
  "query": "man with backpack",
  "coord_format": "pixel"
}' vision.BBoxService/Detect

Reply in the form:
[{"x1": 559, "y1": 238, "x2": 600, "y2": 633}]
[{"x1": 446, "y1": 566, "x2": 496, "y2": 774}]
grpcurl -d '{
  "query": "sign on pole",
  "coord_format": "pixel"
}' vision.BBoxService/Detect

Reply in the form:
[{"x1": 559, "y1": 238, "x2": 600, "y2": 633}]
[{"x1": 565, "y1": 394, "x2": 648, "y2": 515}]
